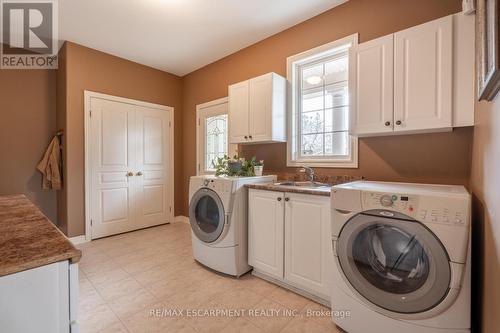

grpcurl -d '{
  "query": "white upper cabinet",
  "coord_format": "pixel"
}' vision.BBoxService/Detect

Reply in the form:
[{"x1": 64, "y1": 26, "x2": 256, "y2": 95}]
[
  {"x1": 228, "y1": 72, "x2": 286, "y2": 144},
  {"x1": 350, "y1": 14, "x2": 474, "y2": 137},
  {"x1": 350, "y1": 34, "x2": 394, "y2": 136},
  {"x1": 394, "y1": 15, "x2": 452, "y2": 132},
  {"x1": 228, "y1": 80, "x2": 250, "y2": 143}
]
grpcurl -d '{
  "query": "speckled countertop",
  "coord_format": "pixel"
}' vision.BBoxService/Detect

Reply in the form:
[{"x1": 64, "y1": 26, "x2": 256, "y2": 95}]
[
  {"x1": 246, "y1": 183, "x2": 331, "y2": 196},
  {"x1": 0, "y1": 195, "x2": 81, "y2": 277}
]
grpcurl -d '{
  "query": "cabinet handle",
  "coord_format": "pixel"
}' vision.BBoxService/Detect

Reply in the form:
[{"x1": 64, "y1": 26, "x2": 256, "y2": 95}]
[
  {"x1": 136, "y1": 171, "x2": 143, "y2": 176},
  {"x1": 277, "y1": 197, "x2": 282, "y2": 202},
  {"x1": 396, "y1": 120, "x2": 402, "y2": 126},
  {"x1": 244, "y1": 136, "x2": 248, "y2": 139},
  {"x1": 385, "y1": 121, "x2": 391, "y2": 127},
  {"x1": 285, "y1": 197, "x2": 290, "y2": 202},
  {"x1": 249, "y1": 135, "x2": 253, "y2": 139},
  {"x1": 126, "y1": 172, "x2": 134, "y2": 177}
]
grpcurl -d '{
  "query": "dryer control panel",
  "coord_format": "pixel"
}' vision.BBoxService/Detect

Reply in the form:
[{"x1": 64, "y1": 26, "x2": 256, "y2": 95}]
[{"x1": 362, "y1": 191, "x2": 469, "y2": 227}]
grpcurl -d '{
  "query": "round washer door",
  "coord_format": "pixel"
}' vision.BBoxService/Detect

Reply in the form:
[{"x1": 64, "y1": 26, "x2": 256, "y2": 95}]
[
  {"x1": 189, "y1": 188, "x2": 226, "y2": 243},
  {"x1": 337, "y1": 210, "x2": 451, "y2": 314}
]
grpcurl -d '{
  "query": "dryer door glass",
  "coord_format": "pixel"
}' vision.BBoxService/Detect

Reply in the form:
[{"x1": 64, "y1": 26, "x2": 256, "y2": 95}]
[
  {"x1": 189, "y1": 188, "x2": 225, "y2": 243},
  {"x1": 336, "y1": 210, "x2": 451, "y2": 314}
]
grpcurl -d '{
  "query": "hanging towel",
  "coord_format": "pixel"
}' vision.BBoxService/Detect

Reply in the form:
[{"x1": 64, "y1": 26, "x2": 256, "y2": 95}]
[{"x1": 37, "y1": 136, "x2": 62, "y2": 190}]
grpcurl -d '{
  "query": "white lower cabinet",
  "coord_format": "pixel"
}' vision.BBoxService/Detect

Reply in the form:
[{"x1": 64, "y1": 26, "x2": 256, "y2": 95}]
[
  {"x1": 248, "y1": 189, "x2": 332, "y2": 303},
  {"x1": 248, "y1": 190, "x2": 284, "y2": 279}
]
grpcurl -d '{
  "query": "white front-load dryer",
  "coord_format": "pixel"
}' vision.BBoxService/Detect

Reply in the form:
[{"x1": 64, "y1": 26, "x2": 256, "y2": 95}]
[
  {"x1": 189, "y1": 175, "x2": 275, "y2": 276},
  {"x1": 330, "y1": 181, "x2": 471, "y2": 333}
]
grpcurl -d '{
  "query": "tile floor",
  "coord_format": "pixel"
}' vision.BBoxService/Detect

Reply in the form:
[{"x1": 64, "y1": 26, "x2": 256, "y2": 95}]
[{"x1": 77, "y1": 222, "x2": 343, "y2": 333}]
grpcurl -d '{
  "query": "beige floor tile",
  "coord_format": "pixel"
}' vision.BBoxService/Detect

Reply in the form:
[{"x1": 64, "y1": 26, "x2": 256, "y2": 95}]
[
  {"x1": 220, "y1": 317, "x2": 263, "y2": 333},
  {"x1": 211, "y1": 287, "x2": 265, "y2": 311},
  {"x1": 123, "y1": 302, "x2": 196, "y2": 333},
  {"x1": 80, "y1": 258, "x2": 120, "y2": 276},
  {"x1": 79, "y1": 302, "x2": 121, "y2": 333},
  {"x1": 267, "y1": 287, "x2": 309, "y2": 312},
  {"x1": 108, "y1": 288, "x2": 159, "y2": 319},
  {"x1": 280, "y1": 314, "x2": 343, "y2": 333},
  {"x1": 245, "y1": 298, "x2": 296, "y2": 333},
  {"x1": 96, "y1": 276, "x2": 143, "y2": 301},
  {"x1": 95, "y1": 321, "x2": 130, "y2": 333},
  {"x1": 186, "y1": 315, "x2": 237, "y2": 333},
  {"x1": 146, "y1": 274, "x2": 196, "y2": 300},
  {"x1": 86, "y1": 266, "x2": 131, "y2": 289}
]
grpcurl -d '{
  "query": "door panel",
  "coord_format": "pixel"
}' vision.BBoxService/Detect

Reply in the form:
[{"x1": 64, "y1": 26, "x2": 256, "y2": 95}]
[
  {"x1": 249, "y1": 73, "x2": 272, "y2": 141},
  {"x1": 90, "y1": 98, "x2": 136, "y2": 238},
  {"x1": 394, "y1": 15, "x2": 452, "y2": 132},
  {"x1": 228, "y1": 80, "x2": 250, "y2": 143},
  {"x1": 248, "y1": 189, "x2": 284, "y2": 279},
  {"x1": 135, "y1": 105, "x2": 171, "y2": 228},
  {"x1": 350, "y1": 35, "x2": 394, "y2": 136},
  {"x1": 284, "y1": 193, "x2": 332, "y2": 298}
]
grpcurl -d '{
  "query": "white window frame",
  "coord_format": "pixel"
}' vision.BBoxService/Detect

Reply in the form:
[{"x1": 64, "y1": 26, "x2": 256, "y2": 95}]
[
  {"x1": 286, "y1": 33, "x2": 359, "y2": 168},
  {"x1": 196, "y1": 97, "x2": 237, "y2": 175}
]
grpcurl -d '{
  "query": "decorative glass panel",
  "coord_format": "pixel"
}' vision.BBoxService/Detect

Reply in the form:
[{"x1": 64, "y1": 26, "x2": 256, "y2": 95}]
[{"x1": 205, "y1": 114, "x2": 228, "y2": 171}]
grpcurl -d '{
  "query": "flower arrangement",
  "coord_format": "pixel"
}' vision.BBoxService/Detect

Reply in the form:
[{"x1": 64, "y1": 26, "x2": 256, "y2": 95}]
[{"x1": 213, "y1": 155, "x2": 262, "y2": 177}]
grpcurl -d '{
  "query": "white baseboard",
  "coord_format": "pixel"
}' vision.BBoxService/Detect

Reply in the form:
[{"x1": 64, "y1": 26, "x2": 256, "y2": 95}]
[
  {"x1": 174, "y1": 215, "x2": 189, "y2": 224},
  {"x1": 69, "y1": 235, "x2": 88, "y2": 245}
]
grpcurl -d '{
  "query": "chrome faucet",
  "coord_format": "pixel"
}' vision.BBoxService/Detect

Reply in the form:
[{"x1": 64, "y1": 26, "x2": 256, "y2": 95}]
[{"x1": 300, "y1": 166, "x2": 315, "y2": 182}]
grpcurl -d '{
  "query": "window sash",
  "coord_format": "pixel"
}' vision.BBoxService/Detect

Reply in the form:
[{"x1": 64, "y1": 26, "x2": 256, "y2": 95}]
[{"x1": 296, "y1": 51, "x2": 350, "y2": 160}]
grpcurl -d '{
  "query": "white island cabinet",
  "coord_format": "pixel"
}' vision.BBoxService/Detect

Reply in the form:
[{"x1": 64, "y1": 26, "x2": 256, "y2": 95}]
[
  {"x1": 248, "y1": 188, "x2": 332, "y2": 305},
  {"x1": 0, "y1": 195, "x2": 81, "y2": 333}
]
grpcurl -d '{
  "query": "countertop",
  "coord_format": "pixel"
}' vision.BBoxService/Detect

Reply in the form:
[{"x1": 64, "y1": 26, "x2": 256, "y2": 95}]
[
  {"x1": 0, "y1": 195, "x2": 81, "y2": 277},
  {"x1": 246, "y1": 183, "x2": 331, "y2": 196}
]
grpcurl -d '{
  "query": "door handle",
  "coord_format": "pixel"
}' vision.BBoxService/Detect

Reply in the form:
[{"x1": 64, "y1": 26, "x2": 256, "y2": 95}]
[
  {"x1": 277, "y1": 197, "x2": 282, "y2": 201},
  {"x1": 136, "y1": 171, "x2": 143, "y2": 176},
  {"x1": 249, "y1": 135, "x2": 253, "y2": 139},
  {"x1": 244, "y1": 136, "x2": 248, "y2": 139},
  {"x1": 396, "y1": 120, "x2": 402, "y2": 126},
  {"x1": 126, "y1": 172, "x2": 134, "y2": 177},
  {"x1": 385, "y1": 121, "x2": 391, "y2": 127},
  {"x1": 284, "y1": 197, "x2": 290, "y2": 202}
]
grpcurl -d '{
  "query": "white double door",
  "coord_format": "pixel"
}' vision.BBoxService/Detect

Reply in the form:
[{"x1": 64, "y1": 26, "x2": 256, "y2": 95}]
[{"x1": 89, "y1": 96, "x2": 173, "y2": 239}]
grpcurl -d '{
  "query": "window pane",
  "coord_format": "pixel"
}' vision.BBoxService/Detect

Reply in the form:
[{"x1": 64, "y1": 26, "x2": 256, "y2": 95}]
[
  {"x1": 302, "y1": 63, "x2": 323, "y2": 90},
  {"x1": 324, "y1": 56, "x2": 348, "y2": 85},
  {"x1": 301, "y1": 134, "x2": 324, "y2": 156},
  {"x1": 325, "y1": 107, "x2": 349, "y2": 132},
  {"x1": 302, "y1": 87, "x2": 324, "y2": 112},
  {"x1": 205, "y1": 114, "x2": 227, "y2": 171},
  {"x1": 325, "y1": 83, "x2": 348, "y2": 108},
  {"x1": 325, "y1": 132, "x2": 349, "y2": 156},
  {"x1": 301, "y1": 110, "x2": 324, "y2": 134}
]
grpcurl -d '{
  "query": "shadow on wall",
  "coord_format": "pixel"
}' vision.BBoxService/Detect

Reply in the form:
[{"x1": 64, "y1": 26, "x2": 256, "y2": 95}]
[{"x1": 471, "y1": 194, "x2": 484, "y2": 333}]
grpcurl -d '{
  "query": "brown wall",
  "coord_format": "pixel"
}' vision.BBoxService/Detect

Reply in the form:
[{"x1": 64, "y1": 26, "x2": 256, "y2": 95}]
[
  {"x1": 0, "y1": 69, "x2": 58, "y2": 223},
  {"x1": 180, "y1": 0, "x2": 470, "y2": 215},
  {"x1": 470, "y1": 95, "x2": 500, "y2": 332},
  {"x1": 58, "y1": 42, "x2": 183, "y2": 237}
]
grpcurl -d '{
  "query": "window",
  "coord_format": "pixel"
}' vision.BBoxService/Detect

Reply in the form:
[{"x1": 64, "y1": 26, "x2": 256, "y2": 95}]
[
  {"x1": 287, "y1": 34, "x2": 358, "y2": 168},
  {"x1": 196, "y1": 98, "x2": 236, "y2": 174}
]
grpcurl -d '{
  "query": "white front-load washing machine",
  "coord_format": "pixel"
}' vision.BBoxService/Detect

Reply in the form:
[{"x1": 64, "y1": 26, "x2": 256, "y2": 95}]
[
  {"x1": 189, "y1": 175, "x2": 275, "y2": 277},
  {"x1": 330, "y1": 181, "x2": 471, "y2": 333}
]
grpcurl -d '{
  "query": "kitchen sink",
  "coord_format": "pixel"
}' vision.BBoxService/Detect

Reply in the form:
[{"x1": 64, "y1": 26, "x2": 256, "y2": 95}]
[{"x1": 274, "y1": 181, "x2": 330, "y2": 188}]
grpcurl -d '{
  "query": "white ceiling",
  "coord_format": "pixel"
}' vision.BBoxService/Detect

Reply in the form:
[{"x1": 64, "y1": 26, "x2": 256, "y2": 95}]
[{"x1": 58, "y1": 0, "x2": 347, "y2": 76}]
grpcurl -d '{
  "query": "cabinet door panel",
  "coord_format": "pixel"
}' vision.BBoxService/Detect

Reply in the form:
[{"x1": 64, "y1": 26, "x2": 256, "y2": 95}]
[
  {"x1": 284, "y1": 193, "x2": 332, "y2": 299},
  {"x1": 228, "y1": 81, "x2": 250, "y2": 143},
  {"x1": 248, "y1": 189, "x2": 284, "y2": 279},
  {"x1": 249, "y1": 73, "x2": 272, "y2": 141},
  {"x1": 350, "y1": 34, "x2": 394, "y2": 136},
  {"x1": 394, "y1": 15, "x2": 452, "y2": 132}
]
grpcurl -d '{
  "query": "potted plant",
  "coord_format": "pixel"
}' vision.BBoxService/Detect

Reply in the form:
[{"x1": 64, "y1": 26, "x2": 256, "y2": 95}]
[
  {"x1": 213, "y1": 155, "x2": 262, "y2": 177},
  {"x1": 254, "y1": 160, "x2": 264, "y2": 176}
]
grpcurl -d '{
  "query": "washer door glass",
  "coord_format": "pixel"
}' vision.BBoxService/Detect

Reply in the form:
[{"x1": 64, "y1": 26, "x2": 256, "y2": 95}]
[
  {"x1": 189, "y1": 188, "x2": 225, "y2": 243},
  {"x1": 337, "y1": 210, "x2": 451, "y2": 314}
]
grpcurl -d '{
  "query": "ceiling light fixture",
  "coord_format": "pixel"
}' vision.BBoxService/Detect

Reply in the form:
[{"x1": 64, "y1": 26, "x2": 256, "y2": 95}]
[{"x1": 306, "y1": 75, "x2": 322, "y2": 85}]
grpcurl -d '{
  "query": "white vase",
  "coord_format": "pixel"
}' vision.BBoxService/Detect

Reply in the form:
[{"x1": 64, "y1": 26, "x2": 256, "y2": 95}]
[{"x1": 254, "y1": 165, "x2": 263, "y2": 176}]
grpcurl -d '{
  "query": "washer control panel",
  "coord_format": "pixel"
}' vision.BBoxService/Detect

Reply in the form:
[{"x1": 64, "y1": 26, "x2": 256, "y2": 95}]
[
  {"x1": 363, "y1": 192, "x2": 419, "y2": 217},
  {"x1": 362, "y1": 191, "x2": 469, "y2": 226}
]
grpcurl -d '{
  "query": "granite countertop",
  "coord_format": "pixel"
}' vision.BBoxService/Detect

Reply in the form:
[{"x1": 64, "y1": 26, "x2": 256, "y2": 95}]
[
  {"x1": 246, "y1": 183, "x2": 331, "y2": 196},
  {"x1": 0, "y1": 195, "x2": 81, "y2": 277}
]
